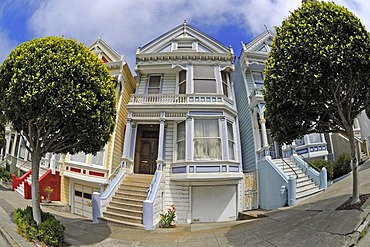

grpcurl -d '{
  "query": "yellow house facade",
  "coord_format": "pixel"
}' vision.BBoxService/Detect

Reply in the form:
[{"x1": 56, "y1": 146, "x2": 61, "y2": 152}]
[{"x1": 60, "y1": 38, "x2": 136, "y2": 218}]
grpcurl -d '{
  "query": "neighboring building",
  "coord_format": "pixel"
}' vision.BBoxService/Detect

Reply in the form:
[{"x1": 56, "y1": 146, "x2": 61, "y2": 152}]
[
  {"x1": 234, "y1": 29, "x2": 328, "y2": 210},
  {"x1": 60, "y1": 38, "x2": 136, "y2": 217},
  {"x1": 7, "y1": 38, "x2": 136, "y2": 219},
  {"x1": 98, "y1": 22, "x2": 244, "y2": 228}
]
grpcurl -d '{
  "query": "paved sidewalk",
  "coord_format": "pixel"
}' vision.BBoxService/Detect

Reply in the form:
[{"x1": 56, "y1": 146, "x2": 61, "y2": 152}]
[{"x1": 2, "y1": 160, "x2": 370, "y2": 246}]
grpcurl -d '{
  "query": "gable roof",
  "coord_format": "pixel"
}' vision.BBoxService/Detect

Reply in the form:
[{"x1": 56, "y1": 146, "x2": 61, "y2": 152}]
[
  {"x1": 138, "y1": 21, "x2": 233, "y2": 55},
  {"x1": 89, "y1": 37, "x2": 122, "y2": 63}
]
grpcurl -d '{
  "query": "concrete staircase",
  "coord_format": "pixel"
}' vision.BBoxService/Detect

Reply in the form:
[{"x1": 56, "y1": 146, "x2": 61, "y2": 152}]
[
  {"x1": 273, "y1": 158, "x2": 322, "y2": 200},
  {"x1": 14, "y1": 169, "x2": 48, "y2": 197},
  {"x1": 101, "y1": 173, "x2": 153, "y2": 228}
]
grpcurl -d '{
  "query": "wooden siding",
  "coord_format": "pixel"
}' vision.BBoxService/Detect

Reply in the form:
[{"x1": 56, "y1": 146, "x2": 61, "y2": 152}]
[
  {"x1": 234, "y1": 62, "x2": 256, "y2": 171},
  {"x1": 164, "y1": 123, "x2": 174, "y2": 162},
  {"x1": 161, "y1": 73, "x2": 176, "y2": 95},
  {"x1": 60, "y1": 176, "x2": 70, "y2": 204},
  {"x1": 111, "y1": 65, "x2": 136, "y2": 171}
]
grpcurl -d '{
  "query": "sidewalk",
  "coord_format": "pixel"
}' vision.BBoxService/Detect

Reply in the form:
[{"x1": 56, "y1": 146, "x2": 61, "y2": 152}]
[{"x1": 1, "y1": 160, "x2": 370, "y2": 246}]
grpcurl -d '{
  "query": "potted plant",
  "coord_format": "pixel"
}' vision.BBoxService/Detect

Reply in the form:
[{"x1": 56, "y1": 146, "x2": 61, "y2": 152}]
[
  {"x1": 44, "y1": 186, "x2": 54, "y2": 203},
  {"x1": 159, "y1": 204, "x2": 176, "y2": 228}
]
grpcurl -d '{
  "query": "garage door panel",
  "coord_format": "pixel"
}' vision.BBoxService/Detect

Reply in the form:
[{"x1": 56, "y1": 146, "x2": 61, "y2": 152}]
[
  {"x1": 192, "y1": 185, "x2": 236, "y2": 223},
  {"x1": 214, "y1": 186, "x2": 237, "y2": 221}
]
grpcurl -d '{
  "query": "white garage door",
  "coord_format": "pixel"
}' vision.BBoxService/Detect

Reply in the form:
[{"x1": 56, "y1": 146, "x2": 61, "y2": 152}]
[
  {"x1": 192, "y1": 185, "x2": 237, "y2": 222},
  {"x1": 74, "y1": 184, "x2": 99, "y2": 218}
]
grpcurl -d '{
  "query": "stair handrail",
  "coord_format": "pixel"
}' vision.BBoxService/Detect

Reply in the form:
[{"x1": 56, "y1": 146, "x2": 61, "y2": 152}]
[
  {"x1": 99, "y1": 161, "x2": 126, "y2": 195},
  {"x1": 281, "y1": 158, "x2": 298, "y2": 179},
  {"x1": 143, "y1": 163, "x2": 163, "y2": 230},
  {"x1": 12, "y1": 160, "x2": 31, "y2": 176},
  {"x1": 298, "y1": 154, "x2": 319, "y2": 172}
]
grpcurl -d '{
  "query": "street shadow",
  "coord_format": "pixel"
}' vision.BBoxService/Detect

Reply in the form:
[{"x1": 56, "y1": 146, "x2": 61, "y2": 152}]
[{"x1": 51, "y1": 213, "x2": 112, "y2": 246}]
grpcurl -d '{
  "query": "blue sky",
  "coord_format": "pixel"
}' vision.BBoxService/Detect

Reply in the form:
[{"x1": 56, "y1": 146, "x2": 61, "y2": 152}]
[{"x1": 0, "y1": 0, "x2": 369, "y2": 72}]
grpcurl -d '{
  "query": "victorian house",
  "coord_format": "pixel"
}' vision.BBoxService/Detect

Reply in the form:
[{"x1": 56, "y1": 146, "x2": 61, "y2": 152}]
[
  {"x1": 8, "y1": 38, "x2": 136, "y2": 219},
  {"x1": 234, "y1": 29, "x2": 328, "y2": 210},
  {"x1": 95, "y1": 22, "x2": 244, "y2": 229}
]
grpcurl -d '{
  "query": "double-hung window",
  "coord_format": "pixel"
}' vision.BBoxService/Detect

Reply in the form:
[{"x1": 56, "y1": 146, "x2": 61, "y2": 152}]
[
  {"x1": 221, "y1": 71, "x2": 229, "y2": 97},
  {"x1": 194, "y1": 119, "x2": 221, "y2": 160},
  {"x1": 176, "y1": 121, "x2": 186, "y2": 160},
  {"x1": 193, "y1": 66, "x2": 216, "y2": 93},
  {"x1": 252, "y1": 71, "x2": 264, "y2": 89},
  {"x1": 227, "y1": 122, "x2": 235, "y2": 160},
  {"x1": 179, "y1": 70, "x2": 186, "y2": 94},
  {"x1": 148, "y1": 75, "x2": 161, "y2": 94}
]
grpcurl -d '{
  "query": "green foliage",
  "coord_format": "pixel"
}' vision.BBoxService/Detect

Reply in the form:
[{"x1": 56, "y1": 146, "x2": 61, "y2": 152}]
[
  {"x1": 264, "y1": 1, "x2": 370, "y2": 144},
  {"x1": 159, "y1": 204, "x2": 176, "y2": 228},
  {"x1": 312, "y1": 159, "x2": 334, "y2": 181},
  {"x1": 0, "y1": 36, "x2": 116, "y2": 156},
  {"x1": 334, "y1": 153, "x2": 352, "y2": 179},
  {"x1": 13, "y1": 206, "x2": 65, "y2": 246}
]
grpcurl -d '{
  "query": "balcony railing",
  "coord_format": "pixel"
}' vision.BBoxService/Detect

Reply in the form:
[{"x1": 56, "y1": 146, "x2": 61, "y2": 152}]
[{"x1": 128, "y1": 94, "x2": 234, "y2": 108}]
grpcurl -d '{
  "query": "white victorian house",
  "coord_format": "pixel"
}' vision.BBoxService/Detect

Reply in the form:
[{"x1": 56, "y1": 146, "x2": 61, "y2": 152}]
[{"x1": 95, "y1": 22, "x2": 244, "y2": 229}]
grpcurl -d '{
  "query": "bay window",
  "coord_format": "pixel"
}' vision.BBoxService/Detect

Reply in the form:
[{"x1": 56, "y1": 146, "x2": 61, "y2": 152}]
[
  {"x1": 252, "y1": 71, "x2": 264, "y2": 88},
  {"x1": 194, "y1": 119, "x2": 221, "y2": 160}
]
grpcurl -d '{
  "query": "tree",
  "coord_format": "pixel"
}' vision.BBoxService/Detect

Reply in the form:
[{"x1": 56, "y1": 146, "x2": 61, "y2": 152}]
[
  {"x1": 264, "y1": 1, "x2": 370, "y2": 204},
  {"x1": 0, "y1": 37, "x2": 116, "y2": 224}
]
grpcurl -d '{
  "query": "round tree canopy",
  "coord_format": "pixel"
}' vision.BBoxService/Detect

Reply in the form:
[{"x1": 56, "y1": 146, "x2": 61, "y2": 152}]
[
  {"x1": 264, "y1": 1, "x2": 370, "y2": 144},
  {"x1": 0, "y1": 36, "x2": 116, "y2": 155}
]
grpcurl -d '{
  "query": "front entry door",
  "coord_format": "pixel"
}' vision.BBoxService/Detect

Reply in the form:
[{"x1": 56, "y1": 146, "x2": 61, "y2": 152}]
[
  {"x1": 134, "y1": 124, "x2": 159, "y2": 175},
  {"x1": 139, "y1": 139, "x2": 158, "y2": 174}
]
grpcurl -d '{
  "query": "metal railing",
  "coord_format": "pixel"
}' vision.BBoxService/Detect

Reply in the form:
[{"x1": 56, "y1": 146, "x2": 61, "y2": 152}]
[{"x1": 281, "y1": 158, "x2": 298, "y2": 179}]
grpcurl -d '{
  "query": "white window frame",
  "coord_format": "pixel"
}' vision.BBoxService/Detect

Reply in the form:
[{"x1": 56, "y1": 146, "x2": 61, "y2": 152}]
[{"x1": 193, "y1": 118, "x2": 221, "y2": 160}]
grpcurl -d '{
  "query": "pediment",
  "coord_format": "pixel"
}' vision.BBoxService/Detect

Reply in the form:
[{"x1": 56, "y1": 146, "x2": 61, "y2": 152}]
[
  {"x1": 89, "y1": 38, "x2": 121, "y2": 63},
  {"x1": 244, "y1": 30, "x2": 274, "y2": 54},
  {"x1": 139, "y1": 22, "x2": 231, "y2": 55}
]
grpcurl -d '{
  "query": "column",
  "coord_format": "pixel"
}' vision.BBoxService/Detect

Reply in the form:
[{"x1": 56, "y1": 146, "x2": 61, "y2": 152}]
[
  {"x1": 122, "y1": 118, "x2": 132, "y2": 161},
  {"x1": 220, "y1": 116, "x2": 228, "y2": 160},
  {"x1": 50, "y1": 153, "x2": 57, "y2": 175},
  {"x1": 259, "y1": 117, "x2": 269, "y2": 148},
  {"x1": 186, "y1": 116, "x2": 193, "y2": 160},
  {"x1": 157, "y1": 117, "x2": 165, "y2": 163}
]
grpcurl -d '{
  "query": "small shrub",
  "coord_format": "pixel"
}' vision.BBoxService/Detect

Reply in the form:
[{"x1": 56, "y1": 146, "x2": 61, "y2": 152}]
[
  {"x1": 333, "y1": 153, "x2": 352, "y2": 179},
  {"x1": 38, "y1": 212, "x2": 65, "y2": 246},
  {"x1": 312, "y1": 160, "x2": 334, "y2": 181},
  {"x1": 13, "y1": 206, "x2": 65, "y2": 246},
  {"x1": 0, "y1": 166, "x2": 11, "y2": 182},
  {"x1": 159, "y1": 204, "x2": 176, "y2": 228}
]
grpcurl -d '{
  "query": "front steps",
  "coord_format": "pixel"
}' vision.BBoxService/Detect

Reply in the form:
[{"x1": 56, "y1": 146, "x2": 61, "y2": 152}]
[
  {"x1": 273, "y1": 158, "x2": 322, "y2": 200},
  {"x1": 100, "y1": 173, "x2": 153, "y2": 228},
  {"x1": 14, "y1": 169, "x2": 48, "y2": 197}
]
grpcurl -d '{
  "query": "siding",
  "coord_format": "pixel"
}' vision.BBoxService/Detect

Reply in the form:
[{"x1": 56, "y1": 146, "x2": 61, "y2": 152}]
[
  {"x1": 161, "y1": 73, "x2": 176, "y2": 95},
  {"x1": 60, "y1": 176, "x2": 70, "y2": 204},
  {"x1": 234, "y1": 61, "x2": 256, "y2": 172}
]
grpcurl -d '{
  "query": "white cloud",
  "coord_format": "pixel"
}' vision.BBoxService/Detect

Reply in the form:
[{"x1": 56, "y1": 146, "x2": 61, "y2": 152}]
[
  {"x1": 0, "y1": 31, "x2": 17, "y2": 62},
  {"x1": 26, "y1": 0, "x2": 370, "y2": 70}
]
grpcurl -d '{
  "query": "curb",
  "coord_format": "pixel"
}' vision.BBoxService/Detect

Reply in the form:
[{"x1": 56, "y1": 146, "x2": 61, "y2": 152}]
[{"x1": 0, "y1": 224, "x2": 18, "y2": 247}]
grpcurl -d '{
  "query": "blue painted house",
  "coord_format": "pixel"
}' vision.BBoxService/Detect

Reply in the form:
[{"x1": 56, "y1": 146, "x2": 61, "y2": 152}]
[{"x1": 234, "y1": 29, "x2": 328, "y2": 210}]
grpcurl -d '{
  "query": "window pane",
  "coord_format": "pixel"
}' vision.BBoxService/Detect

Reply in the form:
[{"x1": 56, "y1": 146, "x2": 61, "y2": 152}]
[
  {"x1": 227, "y1": 122, "x2": 235, "y2": 160},
  {"x1": 177, "y1": 121, "x2": 186, "y2": 160},
  {"x1": 179, "y1": 70, "x2": 186, "y2": 94},
  {"x1": 71, "y1": 152, "x2": 86, "y2": 163},
  {"x1": 308, "y1": 133, "x2": 322, "y2": 143},
  {"x1": 148, "y1": 76, "x2": 161, "y2": 94},
  {"x1": 252, "y1": 71, "x2": 264, "y2": 86},
  {"x1": 92, "y1": 151, "x2": 104, "y2": 166},
  {"x1": 194, "y1": 79, "x2": 216, "y2": 93},
  {"x1": 194, "y1": 119, "x2": 221, "y2": 160},
  {"x1": 193, "y1": 66, "x2": 214, "y2": 78}
]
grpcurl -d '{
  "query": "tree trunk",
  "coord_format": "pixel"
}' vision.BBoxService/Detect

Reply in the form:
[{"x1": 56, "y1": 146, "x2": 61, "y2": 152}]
[
  {"x1": 348, "y1": 129, "x2": 360, "y2": 204},
  {"x1": 31, "y1": 152, "x2": 42, "y2": 224}
]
